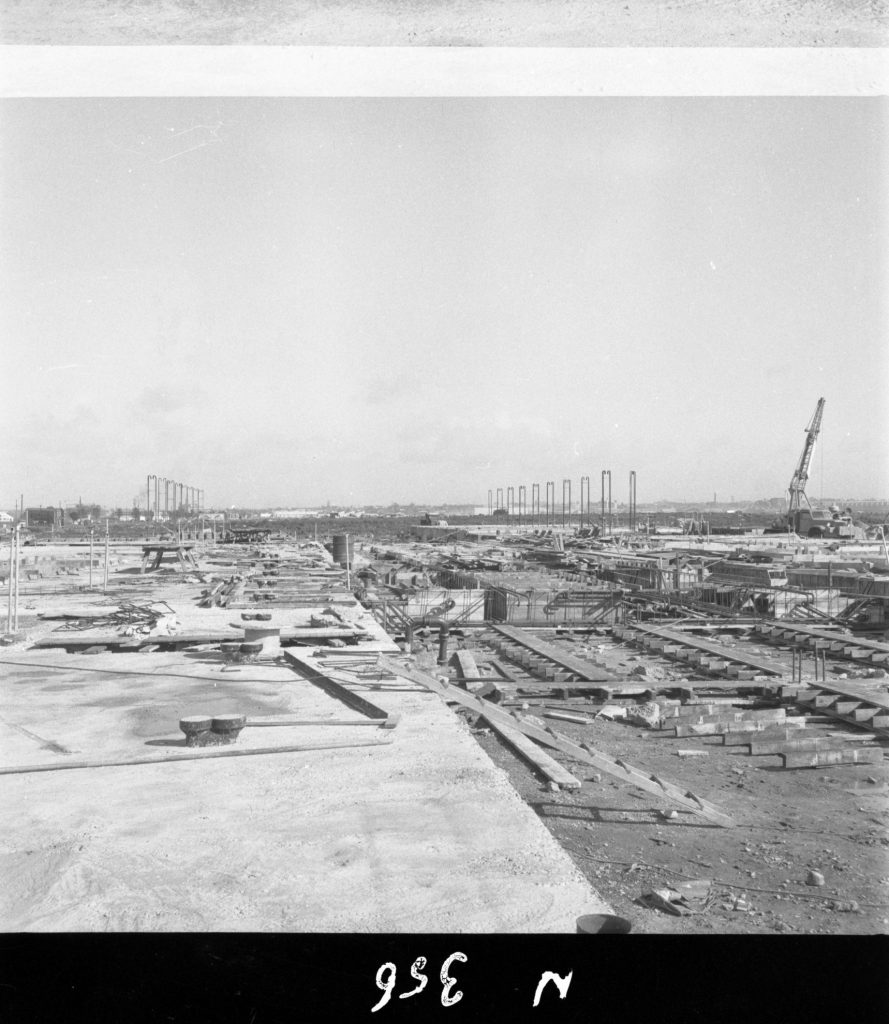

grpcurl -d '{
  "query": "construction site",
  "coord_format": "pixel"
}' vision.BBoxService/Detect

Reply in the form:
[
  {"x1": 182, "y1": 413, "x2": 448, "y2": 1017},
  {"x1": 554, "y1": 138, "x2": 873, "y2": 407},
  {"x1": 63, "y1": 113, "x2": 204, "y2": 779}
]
[{"x1": 2, "y1": 397, "x2": 888, "y2": 938}]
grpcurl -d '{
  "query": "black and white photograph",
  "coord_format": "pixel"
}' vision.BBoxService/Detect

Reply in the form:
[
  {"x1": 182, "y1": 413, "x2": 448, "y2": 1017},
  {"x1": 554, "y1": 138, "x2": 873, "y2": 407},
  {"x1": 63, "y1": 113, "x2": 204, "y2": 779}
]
[
  {"x1": 0, "y1": 0, "x2": 886, "y2": 45},
  {"x1": 0, "y1": 2, "x2": 887, "y2": 1021}
]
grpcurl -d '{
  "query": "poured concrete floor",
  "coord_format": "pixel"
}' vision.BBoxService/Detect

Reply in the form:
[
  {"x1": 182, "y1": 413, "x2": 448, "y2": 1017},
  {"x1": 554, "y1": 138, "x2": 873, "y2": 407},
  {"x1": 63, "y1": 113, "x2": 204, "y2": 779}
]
[{"x1": 0, "y1": 647, "x2": 610, "y2": 931}]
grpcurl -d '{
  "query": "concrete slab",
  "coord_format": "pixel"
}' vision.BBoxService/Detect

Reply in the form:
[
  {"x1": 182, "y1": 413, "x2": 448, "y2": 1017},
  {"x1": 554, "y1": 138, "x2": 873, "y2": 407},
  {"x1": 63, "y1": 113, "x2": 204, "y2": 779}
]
[{"x1": 0, "y1": 649, "x2": 609, "y2": 931}]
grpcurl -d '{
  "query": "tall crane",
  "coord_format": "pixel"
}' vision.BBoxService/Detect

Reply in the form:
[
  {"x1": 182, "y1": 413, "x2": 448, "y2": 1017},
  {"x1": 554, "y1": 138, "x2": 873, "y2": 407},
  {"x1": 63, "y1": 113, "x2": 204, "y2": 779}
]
[
  {"x1": 787, "y1": 396, "x2": 825, "y2": 518},
  {"x1": 777, "y1": 397, "x2": 859, "y2": 539}
]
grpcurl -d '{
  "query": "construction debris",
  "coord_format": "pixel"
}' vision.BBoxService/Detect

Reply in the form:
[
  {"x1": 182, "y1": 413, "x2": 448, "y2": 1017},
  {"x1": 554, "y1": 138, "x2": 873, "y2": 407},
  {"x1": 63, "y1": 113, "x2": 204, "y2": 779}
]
[{"x1": 4, "y1": 504, "x2": 888, "y2": 938}]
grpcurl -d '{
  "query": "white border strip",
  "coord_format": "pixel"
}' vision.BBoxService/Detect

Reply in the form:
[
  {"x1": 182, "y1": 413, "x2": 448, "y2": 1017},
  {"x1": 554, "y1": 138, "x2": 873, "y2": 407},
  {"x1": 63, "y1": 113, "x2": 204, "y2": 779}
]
[{"x1": 1, "y1": 46, "x2": 887, "y2": 97}]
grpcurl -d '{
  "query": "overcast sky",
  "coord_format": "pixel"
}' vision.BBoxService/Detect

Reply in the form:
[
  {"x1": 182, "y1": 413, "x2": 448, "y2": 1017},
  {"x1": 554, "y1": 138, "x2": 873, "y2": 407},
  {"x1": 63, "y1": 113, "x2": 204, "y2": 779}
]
[{"x1": 1, "y1": 98, "x2": 885, "y2": 509}]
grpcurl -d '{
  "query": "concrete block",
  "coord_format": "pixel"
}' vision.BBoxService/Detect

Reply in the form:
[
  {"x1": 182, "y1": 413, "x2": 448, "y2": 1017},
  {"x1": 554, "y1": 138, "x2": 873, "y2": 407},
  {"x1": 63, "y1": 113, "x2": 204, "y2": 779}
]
[{"x1": 781, "y1": 746, "x2": 884, "y2": 769}]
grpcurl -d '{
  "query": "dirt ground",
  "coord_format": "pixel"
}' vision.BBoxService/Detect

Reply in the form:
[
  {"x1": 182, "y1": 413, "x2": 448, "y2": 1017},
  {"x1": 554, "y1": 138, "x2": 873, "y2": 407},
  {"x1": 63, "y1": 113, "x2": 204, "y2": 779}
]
[
  {"x1": 1, "y1": 0, "x2": 885, "y2": 46},
  {"x1": 458, "y1": 633, "x2": 889, "y2": 934}
]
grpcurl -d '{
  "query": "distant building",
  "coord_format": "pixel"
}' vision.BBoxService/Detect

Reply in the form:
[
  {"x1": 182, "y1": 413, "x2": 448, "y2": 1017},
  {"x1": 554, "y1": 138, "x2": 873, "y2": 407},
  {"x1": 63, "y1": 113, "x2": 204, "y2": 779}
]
[{"x1": 24, "y1": 506, "x2": 65, "y2": 528}]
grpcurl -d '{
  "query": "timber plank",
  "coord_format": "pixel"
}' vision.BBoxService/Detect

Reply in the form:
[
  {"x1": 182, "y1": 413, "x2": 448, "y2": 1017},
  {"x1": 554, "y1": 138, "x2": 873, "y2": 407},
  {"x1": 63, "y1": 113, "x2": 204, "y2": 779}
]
[
  {"x1": 781, "y1": 746, "x2": 884, "y2": 769},
  {"x1": 384, "y1": 657, "x2": 734, "y2": 828},
  {"x1": 491, "y1": 625, "x2": 613, "y2": 682},
  {"x1": 483, "y1": 716, "x2": 582, "y2": 789},
  {"x1": 284, "y1": 650, "x2": 391, "y2": 721}
]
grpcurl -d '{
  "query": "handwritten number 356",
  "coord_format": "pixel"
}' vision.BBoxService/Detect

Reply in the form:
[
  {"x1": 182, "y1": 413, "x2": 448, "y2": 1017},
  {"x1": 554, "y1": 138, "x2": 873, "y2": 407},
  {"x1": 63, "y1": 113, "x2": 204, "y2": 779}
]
[{"x1": 371, "y1": 952, "x2": 467, "y2": 1012}]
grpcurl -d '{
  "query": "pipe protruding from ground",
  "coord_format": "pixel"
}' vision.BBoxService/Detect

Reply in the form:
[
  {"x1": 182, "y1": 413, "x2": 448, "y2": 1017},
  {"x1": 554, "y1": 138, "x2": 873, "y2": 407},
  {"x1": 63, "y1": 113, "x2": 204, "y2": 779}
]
[{"x1": 437, "y1": 625, "x2": 450, "y2": 665}]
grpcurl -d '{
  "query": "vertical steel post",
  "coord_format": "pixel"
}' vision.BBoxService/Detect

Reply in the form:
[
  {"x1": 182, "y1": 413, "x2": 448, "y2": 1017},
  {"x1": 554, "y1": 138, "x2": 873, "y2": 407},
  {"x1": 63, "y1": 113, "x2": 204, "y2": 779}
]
[
  {"x1": 487, "y1": 490, "x2": 493, "y2": 517},
  {"x1": 12, "y1": 526, "x2": 20, "y2": 633},
  {"x1": 518, "y1": 485, "x2": 526, "y2": 527},
  {"x1": 532, "y1": 483, "x2": 540, "y2": 526},
  {"x1": 606, "y1": 471, "x2": 612, "y2": 535},
  {"x1": 103, "y1": 520, "x2": 109, "y2": 594},
  {"x1": 6, "y1": 529, "x2": 13, "y2": 633},
  {"x1": 546, "y1": 481, "x2": 555, "y2": 526},
  {"x1": 580, "y1": 476, "x2": 590, "y2": 529},
  {"x1": 629, "y1": 470, "x2": 637, "y2": 532},
  {"x1": 506, "y1": 486, "x2": 514, "y2": 521}
]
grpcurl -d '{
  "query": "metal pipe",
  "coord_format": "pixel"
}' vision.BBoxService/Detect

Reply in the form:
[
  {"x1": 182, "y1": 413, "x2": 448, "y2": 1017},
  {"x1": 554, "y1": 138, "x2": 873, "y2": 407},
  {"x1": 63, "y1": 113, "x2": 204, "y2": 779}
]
[
  {"x1": 518, "y1": 485, "x2": 526, "y2": 526},
  {"x1": 437, "y1": 624, "x2": 450, "y2": 665},
  {"x1": 531, "y1": 483, "x2": 540, "y2": 526},
  {"x1": 580, "y1": 476, "x2": 590, "y2": 529},
  {"x1": 546, "y1": 481, "x2": 555, "y2": 527},
  {"x1": 506, "y1": 486, "x2": 514, "y2": 521}
]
